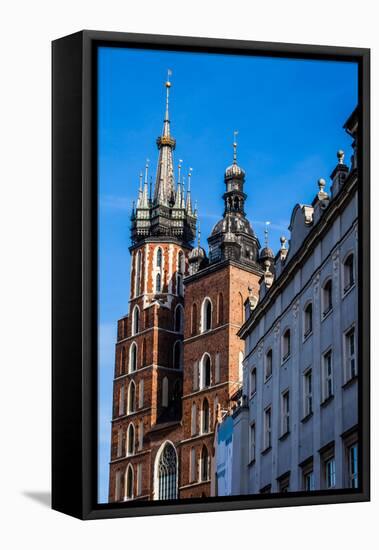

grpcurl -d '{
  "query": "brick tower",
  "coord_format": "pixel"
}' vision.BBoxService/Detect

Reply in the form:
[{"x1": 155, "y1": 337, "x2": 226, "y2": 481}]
[
  {"x1": 109, "y1": 73, "x2": 196, "y2": 503},
  {"x1": 109, "y1": 80, "x2": 267, "y2": 503},
  {"x1": 179, "y1": 134, "x2": 264, "y2": 498}
]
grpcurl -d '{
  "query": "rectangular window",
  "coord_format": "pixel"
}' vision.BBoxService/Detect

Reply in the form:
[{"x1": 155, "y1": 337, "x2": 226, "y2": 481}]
[
  {"x1": 264, "y1": 407, "x2": 272, "y2": 450},
  {"x1": 265, "y1": 350, "x2": 272, "y2": 381},
  {"x1": 249, "y1": 423, "x2": 256, "y2": 462},
  {"x1": 325, "y1": 457, "x2": 336, "y2": 488},
  {"x1": 348, "y1": 443, "x2": 358, "y2": 488},
  {"x1": 118, "y1": 385, "x2": 125, "y2": 416},
  {"x1": 278, "y1": 473, "x2": 290, "y2": 493},
  {"x1": 304, "y1": 369, "x2": 313, "y2": 417},
  {"x1": 136, "y1": 463, "x2": 142, "y2": 496},
  {"x1": 322, "y1": 350, "x2": 333, "y2": 401},
  {"x1": 250, "y1": 367, "x2": 257, "y2": 396},
  {"x1": 345, "y1": 328, "x2": 356, "y2": 381},
  {"x1": 281, "y1": 390, "x2": 290, "y2": 436},
  {"x1": 304, "y1": 470, "x2": 315, "y2": 491}
]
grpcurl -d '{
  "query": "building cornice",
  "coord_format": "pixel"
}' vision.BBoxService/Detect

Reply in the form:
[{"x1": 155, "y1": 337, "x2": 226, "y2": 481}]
[
  {"x1": 184, "y1": 258, "x2": 263, "y2": 285},
  {"x1": 238, "y1": 171, "x2": 358, "y2": 339}
]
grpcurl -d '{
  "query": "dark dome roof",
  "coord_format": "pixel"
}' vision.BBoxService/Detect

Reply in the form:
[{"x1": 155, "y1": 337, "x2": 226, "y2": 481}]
[
  {"x1": 224, "y1": 162, "x2": 245, "y2": 180},
  {"x1": 260, "y1": 246, "x2": 274, "y2": 259},
  {"x1": 210, "y1": 215, "x2": 254, "y2": 237},
  {"x1": 189, "y1": 245, "x2": 206, "y2": 260}
]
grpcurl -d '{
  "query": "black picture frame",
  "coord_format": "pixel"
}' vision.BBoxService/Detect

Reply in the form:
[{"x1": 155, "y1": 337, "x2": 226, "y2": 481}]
[{"x1": 52, "y1": 30, "x2": 370, "y2": 520}]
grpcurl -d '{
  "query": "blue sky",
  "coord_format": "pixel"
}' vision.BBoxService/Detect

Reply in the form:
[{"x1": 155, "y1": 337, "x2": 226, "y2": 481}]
[{"x1": 98, "y1": 46, "x2": 358, "y2": 502}]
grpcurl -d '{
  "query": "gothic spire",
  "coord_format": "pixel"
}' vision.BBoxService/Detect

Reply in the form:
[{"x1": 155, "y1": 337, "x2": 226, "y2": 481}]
[
  {"x1": 153, "y1": 70, "x2": 176, "y2": 206},
  {"x1": 186, "y1": 167, "x2": 193, "y2": 214}
]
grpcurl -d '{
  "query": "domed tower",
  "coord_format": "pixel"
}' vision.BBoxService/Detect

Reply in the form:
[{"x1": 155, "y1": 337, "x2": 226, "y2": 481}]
[
  {"x1": 208, "y1": 132, "x2": 261, "y2": 266},
  {"x1": 180, "y1": 133, "x2": 263, "y2": 500}
]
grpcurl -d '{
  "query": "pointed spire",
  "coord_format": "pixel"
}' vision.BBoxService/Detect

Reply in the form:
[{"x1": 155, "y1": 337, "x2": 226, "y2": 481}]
[
  {"x1": 186, "y1": 167, "x2": 193, "y2": 214},
  {"x1": 181, "y1": 178, "x2": 185, "y2": 209},
  {"x1": 141, "y1": 160, "x2": 149, "y2": 208},
  {"x1": 174, "y1": 178, "x2": 182, "y2": 208},
  {"x1": 264, "y1": 221, "x2": 270, "y2": 248},
  {"x1": 154, "y1": 70, "x2": 176, "y2": 205}
]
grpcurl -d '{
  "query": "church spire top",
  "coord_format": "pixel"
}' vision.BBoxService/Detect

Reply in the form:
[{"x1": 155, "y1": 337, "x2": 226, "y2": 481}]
[{"x1": 154, "y1": 70, "x2": 176, "y2": 206}]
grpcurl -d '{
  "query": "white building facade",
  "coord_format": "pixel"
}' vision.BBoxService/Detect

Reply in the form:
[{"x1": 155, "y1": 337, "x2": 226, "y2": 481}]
[{"x1": 228, "y1": 108, "x2": 359, "y2": 495}]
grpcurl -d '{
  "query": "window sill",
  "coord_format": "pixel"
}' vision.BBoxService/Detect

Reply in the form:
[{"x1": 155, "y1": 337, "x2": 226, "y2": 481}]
[
  {"x1": 321, "y1": 394, "x2": 334, "y2": 408},
  {"x1": 342, "y1": 375, "x2": 358, "y2": 390},
  {"x1": 279, "y1": 431, "x2": 290, "y2": 442},
  {"x1": 264, "y1": 375, "x2": 272, "y2": 384},
  {"x1": 343, "y1": 283, "x2": 356, "y2": 298},
  {"x1": 281, "y1": 354, "x2": 291, "y2": 366},
  {"x1": 303, "y1": 330, "x2": 313, "y2": 343},
  {"x1": 322, "y1": 307, "x2": 333, "y2": 321},
  {"x1": 261, "y1": 446, "x2": 272, "y2": 456},
  {"x1": 301, "y1": 412, "x2": 313, "y2": 424}
]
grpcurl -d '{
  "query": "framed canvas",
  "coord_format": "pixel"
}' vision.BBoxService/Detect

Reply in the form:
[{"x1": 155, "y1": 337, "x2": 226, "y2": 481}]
[{"x1": 52, "y1": 30, "x2": 370, "y2": 520}]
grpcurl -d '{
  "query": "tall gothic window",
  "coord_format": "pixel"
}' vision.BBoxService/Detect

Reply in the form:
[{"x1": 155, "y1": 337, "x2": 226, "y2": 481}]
[
  {"x1": 200, "y1": 354, "x2": 211, "y2": 389},
  {"x1": 202, "y1": 398, "x2": 210, "y2": 433},
  {"x1": 202, "y1": 298, "x2": 212, "y2": 332},
  {"x1": 156, "y1": 273, "x2": 161, "y2": 293},
  {"x1": 132, "y1": 306, "x2": 140, "y2": 336},
  {"x1": 174, "y1": 305, "x2": 183, "y2": 332},
  {"x1": 129, "y1": 342, "x2": 137, "y2": 373},
  {"x1": 156, "y1": 442, "x2": 178, "y2": 500},
  {"x1": 177, "y1": 250, "x2": 184, "y2": 273},
  {"x1": 125, "y1": 465, "x2": 134, "y2": 500},
  {"x1": 200, "y1": 445, "x2": 209, "y2": 482},
  {"x1": 156, "y1": 247, "x2": 162, "y2": 268},
  {"x1": 127, "y1": 423, "x2": 135, "y2": 456},
  {"x1": 127, "y1": 380, "x2": 136, "y2": 414}
]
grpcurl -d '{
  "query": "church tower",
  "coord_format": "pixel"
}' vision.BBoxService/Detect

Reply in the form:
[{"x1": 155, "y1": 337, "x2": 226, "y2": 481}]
[
  {"x1": 179, "y1": 134, "x2": 263, "y2": 498},
  {"x1": 109, "y1": 73, "x2": 196, "y2": 503}
]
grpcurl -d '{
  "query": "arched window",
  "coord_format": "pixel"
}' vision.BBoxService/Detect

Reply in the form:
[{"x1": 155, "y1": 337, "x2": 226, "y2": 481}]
[
  {"x1": 344, "y1": 253, "x2": 355, "y2": 292},
  {"x1": 162, "y1": 376, "x2": 169, "y2": 407},
  {"x1": 265, "y1": 349, "x2": 272, "y2": 380},
  {"x1": 127, "y1": 423, "x2": 135, "y2": 456},
  {"x1": 304, "y1": 303, "x2": 313, "y2": 337},
  {"x1": 155, "y1": 442, "x2": 178, "y2": 500},
  {"x1": 134, "y1": 250, "x2": 142, "y2": 297},
  {"x1": 200, "y1": 445, "x2": 209, "y2": 482},
  {"x1": 125, "y1": 464, "x2": 134, "y2": 500},
  {"x1": 173, "y1": 340, "x2": 183, "y2": 369},
  {"x1": 282, "y1": 330, "x2": 291, "y2": 362},
  {"x1": 156, "y1": 273, "x2": 162, "y2": 293},
  {"x1": 141, "y1": 338, "x2": 146, "y2": 368},
  {"x1": 129, "y1": 342, "x2": 137, "y2": 373},
  {"x1": 202, "y1": 398, "x2": 210, "y2": 433},
  {"x1": 174, "y1": 305, "x2": 184, "y2": 332},
  {"x1": 201, "y1": 298, "x2": 212, "y2": 332},
  {"x1": 120, "y1": 346, "x2": 126, "y2": 375},
  {"x1": 191, "y1": 303, "x2": 198, "y2": 335},
  {"x1": 177, "y1": 250, "x2": 184, "y2": 274},
  {"x1": 322, "y1": 279, "x2": 333, "y2": 316},
  {"x1": 176, "y1": 273, "x2": 183, "y2": 296},
  {"x1": 191, "y1": 402, "x2": 197, "y2": 435},
  {"x1": 156, "y1": 247, "x2": 162, "y2": 268},
  {"x1": 217, "y1": 293, "x2": 224, "y2": 325},
  {"x1": 132, "y1": 305, "x2": 140, "y2": 336},
  {"x1": 127, "y1": 380, "x2": 136, "y2": 414},
  {"x1": 200, "y1": 354, "x2": 211, "y2": 389}
]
